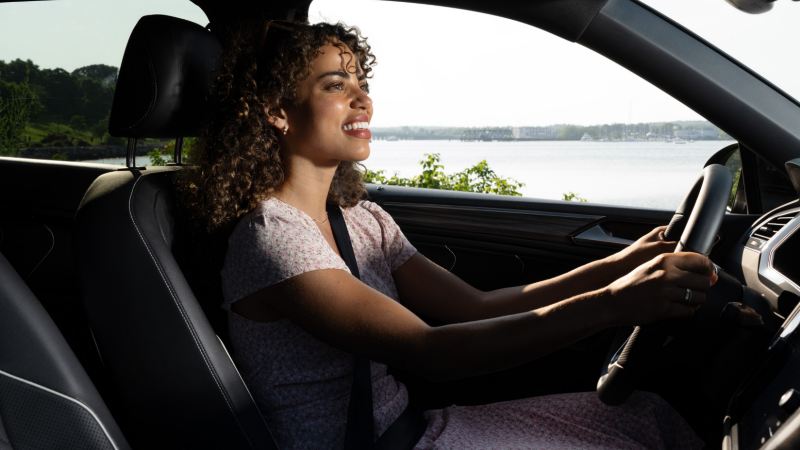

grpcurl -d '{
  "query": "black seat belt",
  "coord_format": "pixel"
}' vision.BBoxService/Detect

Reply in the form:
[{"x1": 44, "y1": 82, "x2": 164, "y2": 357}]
[
  {"x1": 327, "y1": 203, "x2": 426, "y2": 450},
  {"x1": 328, "y1": 203, "x2": 374, "y2": 449}
]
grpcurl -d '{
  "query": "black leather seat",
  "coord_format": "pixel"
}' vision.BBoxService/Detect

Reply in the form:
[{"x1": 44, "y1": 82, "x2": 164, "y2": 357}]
[
  {"x1": 0, "y1": 250, "x2": 129, "y2": 449},
  {"x1": 75, "y1": 15, "x2": 275, "y2": 449}
]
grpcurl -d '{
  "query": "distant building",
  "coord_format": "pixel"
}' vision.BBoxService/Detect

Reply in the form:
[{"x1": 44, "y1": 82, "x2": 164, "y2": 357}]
[
  {"x1": 674, "y1": 124, "x2": 720, "y2": 140},
  {"x1": 515, "y1": 126, "x2": 558, "y2": 139}
]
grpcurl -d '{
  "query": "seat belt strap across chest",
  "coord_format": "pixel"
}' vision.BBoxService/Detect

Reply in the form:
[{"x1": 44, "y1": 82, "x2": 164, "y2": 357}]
[
  {"x1": 327, "y1": 203, "x2": 427, "y2": 450},
  {"x1": 327, "y1": 203, "x2": 375, "y2": 449}
]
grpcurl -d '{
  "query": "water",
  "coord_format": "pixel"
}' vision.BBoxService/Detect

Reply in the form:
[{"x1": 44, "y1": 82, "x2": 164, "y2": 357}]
[
  {"x1": 364, "y1": 140, "x2": 731, "y2": 210},
  {"x1": 87, "y1": 140, "x2": 732, "y2": 210}
]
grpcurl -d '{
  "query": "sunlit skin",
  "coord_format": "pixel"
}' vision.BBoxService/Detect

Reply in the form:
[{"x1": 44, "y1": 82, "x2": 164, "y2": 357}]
[
  {"x1": 233, "y1": 40, "x2": 719, "y2": 381},
  {"x1": 269, "y1": 42, "x2": 372, "y2": 231}
]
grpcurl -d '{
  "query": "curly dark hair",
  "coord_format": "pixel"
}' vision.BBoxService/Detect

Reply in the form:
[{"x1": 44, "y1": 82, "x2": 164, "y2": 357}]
[{"x1": 180, "y1": 21, "x2": 376, "y2": 232}]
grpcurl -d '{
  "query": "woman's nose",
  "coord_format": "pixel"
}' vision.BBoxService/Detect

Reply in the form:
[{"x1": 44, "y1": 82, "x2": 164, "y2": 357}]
[{"x1": 351, "y1": 88, "x2": 372, "y2": 111}]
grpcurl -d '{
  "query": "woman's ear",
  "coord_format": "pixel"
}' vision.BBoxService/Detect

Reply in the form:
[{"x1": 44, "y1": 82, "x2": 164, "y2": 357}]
[{"x1": 266, "y1": 107, "x2": 289, "y2": 135}]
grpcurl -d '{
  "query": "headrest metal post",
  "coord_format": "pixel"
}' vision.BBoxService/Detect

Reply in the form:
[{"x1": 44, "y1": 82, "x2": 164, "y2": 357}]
[
  {"x1": 125, "y1": 137, "x2": 138, "y2": 168},
  {"x1": 174, "y1": 136, "x2": 184, "y2": 165}
]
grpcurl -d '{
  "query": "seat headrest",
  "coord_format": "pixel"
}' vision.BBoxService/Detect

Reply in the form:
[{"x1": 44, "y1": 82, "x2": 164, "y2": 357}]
[{"x1": 109, "y1": 15, "x2": 220, "y2": 138}]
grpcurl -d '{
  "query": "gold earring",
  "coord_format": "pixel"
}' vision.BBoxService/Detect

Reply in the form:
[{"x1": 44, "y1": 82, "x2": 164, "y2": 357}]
[{"x1": 282, "y1": 125, "x2": 288, "y2": 135}]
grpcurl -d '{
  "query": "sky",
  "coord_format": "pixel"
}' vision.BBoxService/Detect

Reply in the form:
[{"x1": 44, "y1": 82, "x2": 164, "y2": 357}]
[{"x1": 1, "y1": 0, "x2": 800, "y2": 127}]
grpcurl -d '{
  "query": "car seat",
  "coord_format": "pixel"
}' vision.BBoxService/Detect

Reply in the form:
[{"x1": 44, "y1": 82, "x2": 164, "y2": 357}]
[
  {"x1": 75, "y1": 15, "x2": 276, "y2": 449},
  {"x1": 0, "y1": 250, "x2": 129, "y2": 449}
]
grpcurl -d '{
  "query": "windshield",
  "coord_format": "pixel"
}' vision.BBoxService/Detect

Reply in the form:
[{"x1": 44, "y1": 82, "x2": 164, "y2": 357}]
[{"x1": 641, "y1": 0, "x2": 800, "y2": 103}]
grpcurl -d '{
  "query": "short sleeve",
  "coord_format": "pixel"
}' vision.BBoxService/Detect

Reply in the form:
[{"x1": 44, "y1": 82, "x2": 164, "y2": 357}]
[
  {"x1": 221, "y1": 205, "x2": 350, "y2": 309},
  {"x1": 358, "y1": 201, "x2": 417, "y2": 271}
]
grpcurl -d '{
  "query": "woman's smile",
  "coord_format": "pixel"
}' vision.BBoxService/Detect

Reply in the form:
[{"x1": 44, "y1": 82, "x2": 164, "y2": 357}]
[{"x1": 342, "y1": 114, "x2": 371, "y2": 139}]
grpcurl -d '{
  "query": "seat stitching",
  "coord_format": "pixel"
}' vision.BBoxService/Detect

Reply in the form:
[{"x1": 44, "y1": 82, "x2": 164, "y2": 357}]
[{"x1": 126, "y1": 175, "x2": 254, "y2": 447}]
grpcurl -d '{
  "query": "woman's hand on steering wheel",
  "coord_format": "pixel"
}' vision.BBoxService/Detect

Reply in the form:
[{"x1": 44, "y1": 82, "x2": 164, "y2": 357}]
[
  {"x1": 597, "y1": 164, "x2": 732, "y2": 405},
  {"x1": 605, "y1": 252, "x2": 719, "y2": 326},
  {"x1": 607, "y1": 225, "x2": 677, "y2": 277}
]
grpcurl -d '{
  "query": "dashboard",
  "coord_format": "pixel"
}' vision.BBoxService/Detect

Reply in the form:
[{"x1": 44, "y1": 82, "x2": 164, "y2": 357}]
[
  {"x1": 727, "y1": 200, "x2": 800, "y2": 449},
  {"x1": 741, "y1": 203, "x2": 800, "y2": 310}
]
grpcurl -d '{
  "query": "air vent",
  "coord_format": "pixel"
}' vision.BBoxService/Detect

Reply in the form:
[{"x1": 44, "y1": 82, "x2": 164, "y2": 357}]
[{"x1": 753, "y1": 213, "x2": 798, "y2": 240}]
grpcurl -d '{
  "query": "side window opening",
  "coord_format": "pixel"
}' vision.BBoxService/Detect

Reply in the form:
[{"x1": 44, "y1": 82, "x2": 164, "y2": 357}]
[
  {"x1": 0, "y1": 1, "x2": 206, "y2": 166},
  {"x1": 310, "y1": 0, "x2": 735, "y2": 210}
]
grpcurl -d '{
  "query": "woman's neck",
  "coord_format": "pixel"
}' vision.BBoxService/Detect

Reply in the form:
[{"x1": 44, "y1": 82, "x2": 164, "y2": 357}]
[{"x1": 274, "y1": 159, "x2": 337, "y2": 220}]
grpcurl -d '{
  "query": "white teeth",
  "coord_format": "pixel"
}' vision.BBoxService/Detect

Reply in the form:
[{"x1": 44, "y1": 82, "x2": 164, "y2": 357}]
[{"x1": 343, "y1": 122, "x2": 369, "y2": 131}]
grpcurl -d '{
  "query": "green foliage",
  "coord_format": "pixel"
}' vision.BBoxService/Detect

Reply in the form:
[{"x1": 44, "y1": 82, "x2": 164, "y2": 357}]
[
  {"x1": 362, "y1": 168, "x2": 412, "y2": 187},
  {"x1": 562, "y1": 191, "x2": 588, "y2": 202},
  {"x1": 0, "y1": 80, "x2": 36, "y2": 155},
  {"x1": 148, "y1": 138, "x2": 197, "y2": 166},
  {"x1": 148, "y1": 149, "x2": 168, "y2": 166},
  {"x1": 22, "y1": 122, "x2": 97, "y2": 146},
  {"x1": 71, "y1": 64, "x2": 118, "y2": 86},
  {"x1": 364, "y1": 153, "x2": 524, "y2": 196},
  {"x1": 0, "y1": 59, "x2": 116, "y2": 147}
]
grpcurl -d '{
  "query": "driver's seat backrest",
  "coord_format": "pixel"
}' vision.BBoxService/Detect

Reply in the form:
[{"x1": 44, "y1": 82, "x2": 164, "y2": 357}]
[{"x1": 75, "y1": 15, "x2": 275, "y2": 449}]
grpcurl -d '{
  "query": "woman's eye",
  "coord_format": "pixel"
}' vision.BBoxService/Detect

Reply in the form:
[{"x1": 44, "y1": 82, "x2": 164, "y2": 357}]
[
  {"x1": 360, "y1": 84, "x2": 370, "y2": 93},
  {"x1": 326, "y1": 82, "x2": 345, "y2": 91}
]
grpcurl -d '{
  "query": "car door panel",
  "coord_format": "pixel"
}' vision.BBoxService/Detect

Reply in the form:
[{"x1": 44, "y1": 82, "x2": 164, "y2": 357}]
[{"x1": 369, "y1": 185, "x2": 672, "y2": 290}]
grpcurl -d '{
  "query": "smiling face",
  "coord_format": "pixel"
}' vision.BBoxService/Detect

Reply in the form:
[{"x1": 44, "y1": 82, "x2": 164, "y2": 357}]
[{"x1": 278, "y1": 41, "x2": 373, "y2": 167}]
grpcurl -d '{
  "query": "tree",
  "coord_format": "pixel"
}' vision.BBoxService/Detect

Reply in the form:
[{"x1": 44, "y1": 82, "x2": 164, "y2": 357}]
[
  {"x1": 557, "y1": 125, "x2": 583, "y2": 140},
  {"x1": 72, "y1": 64, "x2": 118, "y2": 87},
  {"x1": 0, "y1": 81, "x2": 37, "y2": 155},
  {"x1": 0, "y1": 59, "x2": 118, "y2": 138},
  {"x1": 76, "y1": 76, "x2": 114, "y2": 125},
  {"x1": 0, "y1": 59, "x2": 38, "y2": 84},
  {"x1": 33, "y1": 68, "x2": 80, "y2": 123}
]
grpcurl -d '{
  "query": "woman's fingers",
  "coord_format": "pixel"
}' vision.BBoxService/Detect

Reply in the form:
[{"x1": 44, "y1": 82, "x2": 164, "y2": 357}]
[
  {"x1": 669, "y1": 268, "x2": 715, "y2": 291},
  {"x1": 656, "y1": 286, "x2": 706, "y2": 320},
  {"x1": 670, "y1": 251, "x2": 715, "y2": 276},
  {"x1": 662, "y1": 253, "x2": 711, "y2": 318},
  {"x1": 656, "y1": 252, "x2": 716, "y2": 288},
  {"x1": 642, "y1": 225, "x2": 674, "y2": 244},
  {"x1": 664, "y1": 285, "x2": 707, "y2": 308},
  {"x1": 661, "y1": 253, "x2": 713, "y2": 308},
  {"x1": 608, "y1": 251, "x2": 717, "y2": 325},
  {"x1": 645, "y1": 225, "x2": 665, "y2": 239}
]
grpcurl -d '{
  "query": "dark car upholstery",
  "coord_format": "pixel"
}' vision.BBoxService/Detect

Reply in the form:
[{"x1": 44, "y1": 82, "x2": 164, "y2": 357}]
[
  {"x1": 0, "y1": 250, "x2": 129, "y2": 450},
  {"x1": 75, "y1": 15, "x2": 276, "y2": 449}
]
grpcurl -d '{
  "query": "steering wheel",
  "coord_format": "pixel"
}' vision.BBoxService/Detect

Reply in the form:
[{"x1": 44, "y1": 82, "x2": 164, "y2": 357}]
[{"x1": 596, "y1": 164, "x2": 733, "y2": 405}]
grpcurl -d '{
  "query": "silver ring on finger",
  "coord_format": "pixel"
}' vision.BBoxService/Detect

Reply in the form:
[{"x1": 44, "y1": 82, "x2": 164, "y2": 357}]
[{"x1": 683, "y1": 287, "x2": 694, "y2": 306}]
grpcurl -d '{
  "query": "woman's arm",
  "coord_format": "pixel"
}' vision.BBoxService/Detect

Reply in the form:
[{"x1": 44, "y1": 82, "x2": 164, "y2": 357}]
[
  {"x1": 234, "y1": 251, "x2": 714, "y2": 382},
  {"x1": 394, "y1": 226, "x2": 676, "y2": 323}
]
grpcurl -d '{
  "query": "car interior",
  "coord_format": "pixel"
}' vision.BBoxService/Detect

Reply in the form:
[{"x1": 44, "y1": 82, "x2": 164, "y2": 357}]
[
  {"x1": 2, "y1": 0, "x2": 800, "y2": 449},
  {"x1": 0, "y1": 250, "x2": 128, "y2": 449}
]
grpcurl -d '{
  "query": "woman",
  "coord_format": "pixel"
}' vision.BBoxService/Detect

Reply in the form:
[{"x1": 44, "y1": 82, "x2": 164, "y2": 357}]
[{"x1": 183, "y1": 20, "x2": 715, "y2": 449}]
